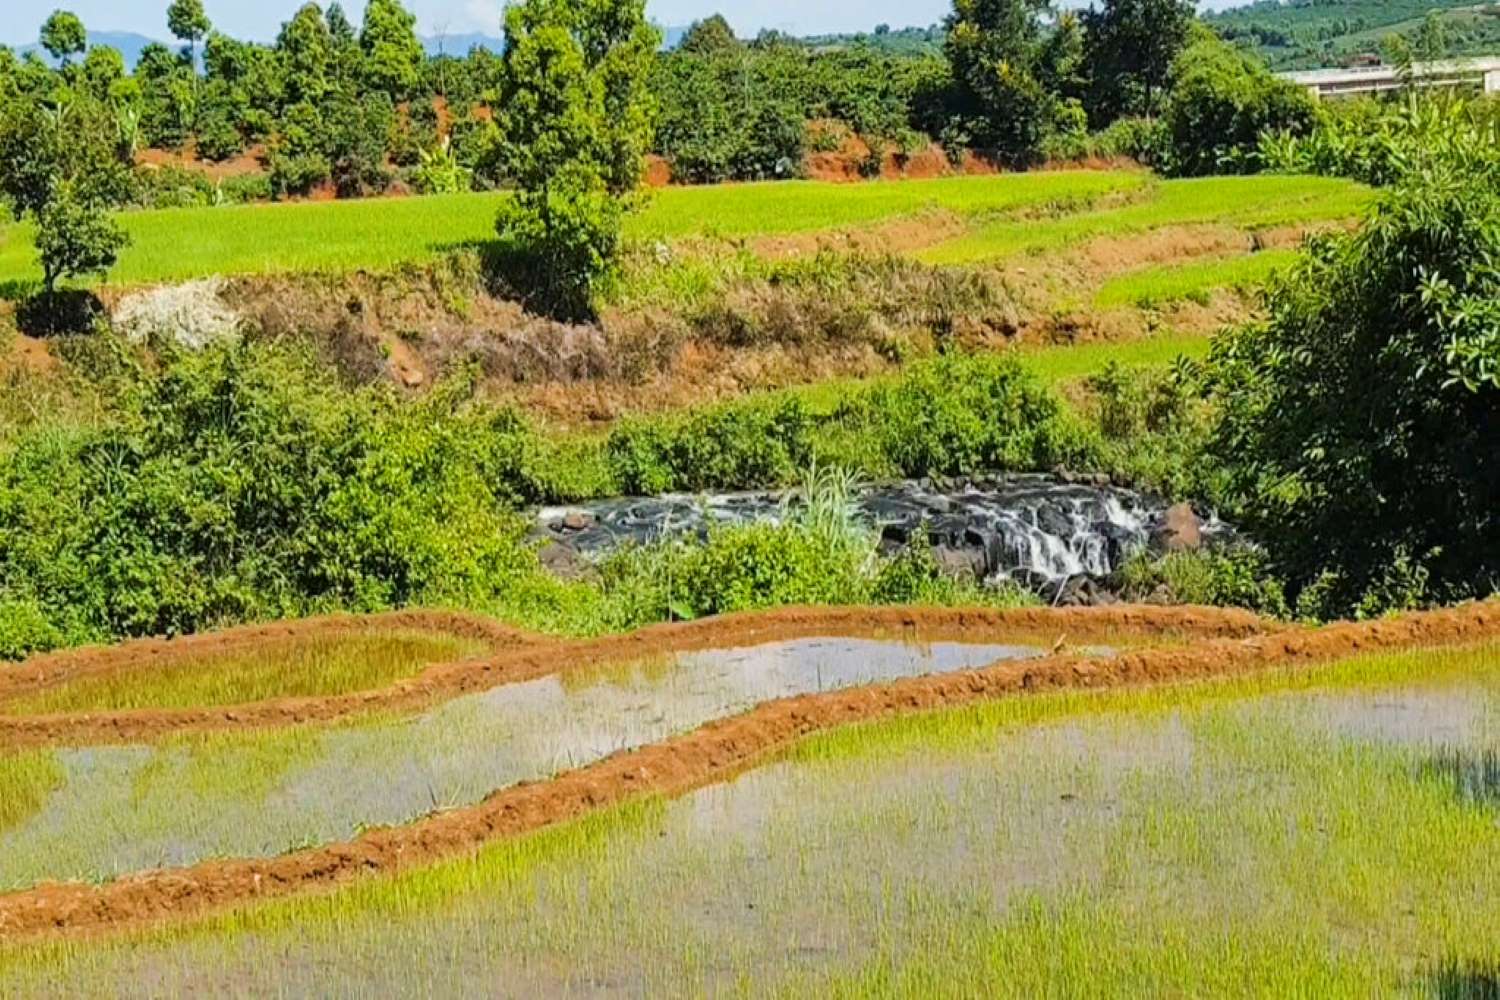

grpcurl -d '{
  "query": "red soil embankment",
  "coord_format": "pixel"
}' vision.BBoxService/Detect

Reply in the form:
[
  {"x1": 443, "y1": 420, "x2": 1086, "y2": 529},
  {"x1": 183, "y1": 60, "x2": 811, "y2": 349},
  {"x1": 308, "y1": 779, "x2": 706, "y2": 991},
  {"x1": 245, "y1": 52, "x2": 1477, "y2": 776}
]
[
  {"x1": 1, "y1": 601, "x2": 1496, "y2": 940},
  {"x1": 0, "y1": 605, "x2": 1263, "y2": 749}
]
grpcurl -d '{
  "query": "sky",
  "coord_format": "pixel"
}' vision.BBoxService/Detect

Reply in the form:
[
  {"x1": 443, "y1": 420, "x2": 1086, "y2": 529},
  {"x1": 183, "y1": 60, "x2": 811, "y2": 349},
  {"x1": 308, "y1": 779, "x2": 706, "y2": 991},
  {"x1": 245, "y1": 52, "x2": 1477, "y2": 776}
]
[{"x1": 2, "y1": 0, "x2": 1243, "y2": 46}]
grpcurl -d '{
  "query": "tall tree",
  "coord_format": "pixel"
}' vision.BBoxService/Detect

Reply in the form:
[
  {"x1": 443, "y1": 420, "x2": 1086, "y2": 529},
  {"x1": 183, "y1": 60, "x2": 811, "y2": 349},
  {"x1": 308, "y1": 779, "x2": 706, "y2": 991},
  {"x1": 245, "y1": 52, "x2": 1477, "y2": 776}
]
[
  {"x1": 944, "y1": 0, "x2": 1054, "y2": 162},
  {"x1": 679, "y1": 14, "x2": 738, "y2": 54},
  {"x1": 0, "y1": 97, "x2": 131, "y2": 298},
  {"x1": 1082, "y1": 0, "x2": 1195, "y2": 123},
  {"x1": 276, "y1": 3, "x2": 333, "y2": 104},
  {"x1": 493, "y1": 0, "x2": 660, "y2": 318},
  {"x1": 359, "y1": 0, "x2": 424, "y2": 99},
  {"x1": 39, "y1": 10, "x2": 87, "y2": 66},
  {"x1": 167, "y1": 0, "x2": 213, "y2": 67}
]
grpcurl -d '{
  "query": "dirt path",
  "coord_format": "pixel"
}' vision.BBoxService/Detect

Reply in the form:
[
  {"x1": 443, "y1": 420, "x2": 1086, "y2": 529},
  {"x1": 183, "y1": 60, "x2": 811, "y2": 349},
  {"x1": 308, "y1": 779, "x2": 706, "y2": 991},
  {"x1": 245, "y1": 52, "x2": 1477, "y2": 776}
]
[
  {"x1": 1, "y1": 601, "x2": 1496, "y2": 940},
  {"x1": 0, "y1": 605, "x2": 1264, "y2": 749}
]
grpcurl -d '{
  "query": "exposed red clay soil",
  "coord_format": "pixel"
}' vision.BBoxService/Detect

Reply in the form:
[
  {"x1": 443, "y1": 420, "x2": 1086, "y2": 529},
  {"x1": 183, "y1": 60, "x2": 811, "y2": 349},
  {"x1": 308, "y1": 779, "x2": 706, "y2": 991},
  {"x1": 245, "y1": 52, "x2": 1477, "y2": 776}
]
[
  {"x1": 4, "y1": 601, "x2": 1498, "y2": 940},
  {"x1": 0, "y1": 605, "x2": 1263, "y2": 750},
  {"x1": 137, "y1": 144, "x2": 268, "y2": 183}
]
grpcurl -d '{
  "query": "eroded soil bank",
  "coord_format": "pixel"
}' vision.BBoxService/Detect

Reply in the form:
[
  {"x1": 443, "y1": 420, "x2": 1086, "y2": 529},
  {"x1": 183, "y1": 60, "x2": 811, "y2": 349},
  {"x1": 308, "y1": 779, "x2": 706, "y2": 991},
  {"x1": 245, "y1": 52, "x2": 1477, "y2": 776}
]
[{"x1": 0, "y1": 601, "x2": 1495, "y2": 939}]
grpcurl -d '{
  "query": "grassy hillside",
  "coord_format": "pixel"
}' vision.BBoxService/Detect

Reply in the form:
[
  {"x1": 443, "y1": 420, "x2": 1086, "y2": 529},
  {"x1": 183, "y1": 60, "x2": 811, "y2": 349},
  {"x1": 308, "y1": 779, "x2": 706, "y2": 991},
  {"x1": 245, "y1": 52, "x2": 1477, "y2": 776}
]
[{"x1": 1208, "y1": 0, "x2": 1500, "y2": 69}]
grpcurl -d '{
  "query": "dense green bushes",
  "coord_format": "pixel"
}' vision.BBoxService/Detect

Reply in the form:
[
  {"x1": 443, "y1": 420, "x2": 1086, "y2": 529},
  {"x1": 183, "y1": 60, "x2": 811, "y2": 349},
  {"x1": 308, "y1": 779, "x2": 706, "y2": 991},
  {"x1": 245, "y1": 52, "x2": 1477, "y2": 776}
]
[
  {"x1": 1156, "y1": 35, "x2": 1318, "y2": 176},
  {"x1": 1260, "y1": 94, "x2": 1500, "y2": 188},
  {"x1": 608, "y1": 396, "x2": 815, "y2": 495},
  {"x1": 839, "y1": 351, "x2": 1089, "y2": 477},
  {"x1": 0, "y1": 343, "x2": 533, "y2": 655},
  {"x1": 0, "y1": 344, "x2": 1088, "y2": 657},
  {"x1": 1207, "y1": 168, "x2": 1500, "y2": 617}
]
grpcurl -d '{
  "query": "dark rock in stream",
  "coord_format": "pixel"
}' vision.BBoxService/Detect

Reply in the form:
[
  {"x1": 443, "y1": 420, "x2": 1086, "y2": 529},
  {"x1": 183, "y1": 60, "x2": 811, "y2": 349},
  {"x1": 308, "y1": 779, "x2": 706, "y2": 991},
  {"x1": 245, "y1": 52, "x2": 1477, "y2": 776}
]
[{"x1": 531, "y1": 474, "x2": 1232, "y2": 599}]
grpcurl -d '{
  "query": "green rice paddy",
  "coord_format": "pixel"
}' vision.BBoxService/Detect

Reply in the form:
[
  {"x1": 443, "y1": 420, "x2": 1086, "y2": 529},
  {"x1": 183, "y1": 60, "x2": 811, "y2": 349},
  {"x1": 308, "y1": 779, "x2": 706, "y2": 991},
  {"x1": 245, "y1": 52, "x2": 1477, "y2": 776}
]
[
  {"x1": 4, "y1": 639, "x2": 1498, "y2": 996},
  {"x1": 0, "y1": 630, "x2": 489, "y2": 715},
  {"x1": 0, "y1": 172, "x2": 1367, "y2": 291},
  {"x1": 0, "y1": 172, "x2": 1148, "y2": 289},
  {"x1": 917, "y1": 174, "x2": 1371, "y2": 265}
]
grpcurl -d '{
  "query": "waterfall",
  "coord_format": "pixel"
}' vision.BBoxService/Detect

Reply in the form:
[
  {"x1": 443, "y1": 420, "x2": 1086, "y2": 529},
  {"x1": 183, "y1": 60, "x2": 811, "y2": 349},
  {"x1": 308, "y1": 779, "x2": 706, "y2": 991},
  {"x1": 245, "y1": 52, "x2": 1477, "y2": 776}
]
[{"x1": 535, "y1": 474, "x2": 1224, "y2": 589}]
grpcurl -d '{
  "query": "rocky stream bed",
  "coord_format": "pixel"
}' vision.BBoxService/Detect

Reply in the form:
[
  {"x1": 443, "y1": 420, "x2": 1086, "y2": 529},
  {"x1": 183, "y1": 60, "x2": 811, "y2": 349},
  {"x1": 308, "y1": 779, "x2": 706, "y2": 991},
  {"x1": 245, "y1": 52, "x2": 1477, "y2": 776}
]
[{"x1": 532, "y1": 474, "x2": 1227, "y2": 604}]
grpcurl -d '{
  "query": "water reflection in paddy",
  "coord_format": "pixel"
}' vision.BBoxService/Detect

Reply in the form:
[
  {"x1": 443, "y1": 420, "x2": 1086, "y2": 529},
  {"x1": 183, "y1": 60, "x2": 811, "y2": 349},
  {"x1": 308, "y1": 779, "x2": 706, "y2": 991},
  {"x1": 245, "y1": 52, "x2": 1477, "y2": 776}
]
[
  {"x1": 0, "y1": 636, "x2": 1044, "y2": 889},
  {"x1": 13, "y1": 646, "x2": 1500, "y2": 998}
]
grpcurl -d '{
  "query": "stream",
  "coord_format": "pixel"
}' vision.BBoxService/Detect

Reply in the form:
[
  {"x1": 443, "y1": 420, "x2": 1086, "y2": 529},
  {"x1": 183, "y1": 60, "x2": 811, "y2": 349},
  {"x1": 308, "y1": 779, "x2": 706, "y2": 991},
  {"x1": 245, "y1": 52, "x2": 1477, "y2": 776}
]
[{"x1": 534, "y1": 474, "x2": 1227, "y2": 595}]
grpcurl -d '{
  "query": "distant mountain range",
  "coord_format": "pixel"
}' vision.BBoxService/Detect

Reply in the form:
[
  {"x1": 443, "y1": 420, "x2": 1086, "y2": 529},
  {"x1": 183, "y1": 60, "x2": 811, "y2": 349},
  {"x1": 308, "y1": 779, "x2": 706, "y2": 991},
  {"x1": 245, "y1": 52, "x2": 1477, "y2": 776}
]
[
  {"x1": 16, "y1": 31, "x2": 165, "y2": 68},
  {"x1": 11, "y1": 26, "x2": 692, "y2": 69}
]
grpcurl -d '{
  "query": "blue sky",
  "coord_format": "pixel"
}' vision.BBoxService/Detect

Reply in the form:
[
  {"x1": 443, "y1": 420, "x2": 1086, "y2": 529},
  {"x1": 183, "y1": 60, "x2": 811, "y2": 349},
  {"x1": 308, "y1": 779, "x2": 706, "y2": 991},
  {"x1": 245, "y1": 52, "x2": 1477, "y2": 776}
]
[
  {"x1": 3, "y1": 1, "x2": 948, "y2": 44},
  {"x1": 3, "y1": 0, "x2": 1237, "y2": 46}
]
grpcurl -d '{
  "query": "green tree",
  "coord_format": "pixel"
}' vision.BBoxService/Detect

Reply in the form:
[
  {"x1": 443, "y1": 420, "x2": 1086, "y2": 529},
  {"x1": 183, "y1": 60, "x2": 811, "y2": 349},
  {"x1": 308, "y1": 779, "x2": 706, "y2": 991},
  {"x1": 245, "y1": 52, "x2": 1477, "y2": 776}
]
[
  {"x1": 35, "y1": 180, "x2": 129, "y2": 294},
  {"x1": 167, "y1": 0, "x2": 212, "y2": 66},
  {"x1": 943, "y1": 0, "x2": 1055, "y2": 162},
  {"x1": 1082, "y1": 0, "x2": 1195, "y2": 123},
  {"x1": 1208, "y1": 169, "x2": 1500, "y2": 615},
  {"x1": 40, "y1": 10, "x2": 87, "y2": 66},
  {"x1": 359, "y1": 0, "x2": 424, "y2": 99},
  {"x1": 679, "y1": 14, "x2": 738, "y2": 53},
  {"x1": 277, "y1": 3, "x2": 333, "y2": 104},
  {"x1": 1158, "y1": 34, "x2": 1317, "y2": 176},
  {"x1": 492, "y1": 0, "x2": 659, "y2": 318}
]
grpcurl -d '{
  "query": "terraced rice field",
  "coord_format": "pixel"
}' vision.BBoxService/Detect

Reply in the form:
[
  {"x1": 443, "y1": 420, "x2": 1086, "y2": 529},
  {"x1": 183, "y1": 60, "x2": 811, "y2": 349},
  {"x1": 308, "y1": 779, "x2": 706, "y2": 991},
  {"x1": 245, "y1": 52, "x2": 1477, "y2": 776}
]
[
  {"x1": 0, "y1": 172, "x2": 1365, "y2": 292},
  {"x1": 1, "y1": 601, "x2": 1496, "y2": 996}
]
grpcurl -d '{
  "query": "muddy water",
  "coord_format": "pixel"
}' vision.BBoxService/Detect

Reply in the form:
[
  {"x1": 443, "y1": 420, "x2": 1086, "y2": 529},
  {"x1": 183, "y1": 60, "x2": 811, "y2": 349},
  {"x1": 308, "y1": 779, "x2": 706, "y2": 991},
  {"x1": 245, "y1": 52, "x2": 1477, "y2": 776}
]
[
  {"x1": 0, "y1": 637, "x2": 1043, "y2": 891},
  {"x1": 11, "y1": 656, "x2": 1500, "y2": 997}
]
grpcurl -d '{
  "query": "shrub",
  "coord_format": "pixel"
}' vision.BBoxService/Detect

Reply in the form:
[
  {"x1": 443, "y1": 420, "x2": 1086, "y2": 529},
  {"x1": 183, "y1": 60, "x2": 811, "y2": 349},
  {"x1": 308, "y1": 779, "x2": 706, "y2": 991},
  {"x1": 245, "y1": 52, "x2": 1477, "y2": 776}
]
[
  {"x1": 1158, "y1": 35, "x2": 1317, "y2": 177},
  {"x1": 0, "y1": 342, "x2": 535, "y2": 646},
  {"x1": 1259, "y1": 94, "x2": 1500, "y2": 188},
  {"x1": 607, "y1": 395, "x2": 815, "y2": 495},
  {"x1": 1117, "y1": 547, "x2": 1289, "y2": 618},
  {"x1": 843, "y1": 351, "x2": 1089, "y2": 477},
  {"x1": 1207, "y1": 168, "x2": 1500, "y2": 615}
]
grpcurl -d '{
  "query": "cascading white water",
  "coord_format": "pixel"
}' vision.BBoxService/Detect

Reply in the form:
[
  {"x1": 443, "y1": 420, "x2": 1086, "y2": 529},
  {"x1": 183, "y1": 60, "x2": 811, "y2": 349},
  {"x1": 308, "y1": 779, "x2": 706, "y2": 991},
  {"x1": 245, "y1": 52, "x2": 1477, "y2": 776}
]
[{"x1": 535, "y1": 474, "x2": 1221, "y2": 590}]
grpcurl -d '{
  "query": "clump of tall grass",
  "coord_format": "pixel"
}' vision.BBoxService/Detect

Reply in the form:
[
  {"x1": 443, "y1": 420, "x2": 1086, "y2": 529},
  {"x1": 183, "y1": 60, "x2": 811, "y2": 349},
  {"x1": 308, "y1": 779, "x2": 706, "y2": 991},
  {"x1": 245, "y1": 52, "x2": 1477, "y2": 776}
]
[{"x1": 593, "y1": 462, "x2": 1031, "y2": 624}]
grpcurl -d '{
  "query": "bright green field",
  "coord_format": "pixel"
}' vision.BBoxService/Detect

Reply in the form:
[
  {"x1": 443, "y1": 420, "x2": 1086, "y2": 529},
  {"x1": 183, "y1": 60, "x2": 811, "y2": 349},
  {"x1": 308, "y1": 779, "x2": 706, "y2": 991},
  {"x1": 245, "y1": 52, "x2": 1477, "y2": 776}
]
[
  {"x1": 1094, "y1": 248, "x2": 1301, "y2": 309},
  {"x1": 6, "y1": 640, "x2": 1500, "y2": 995},
  {"x1": 0, "y1": 172, "x2": 1148, "y2": 290},
  {"x1": 918, "y1": 174, "x2": 1370, "y2": 265}
]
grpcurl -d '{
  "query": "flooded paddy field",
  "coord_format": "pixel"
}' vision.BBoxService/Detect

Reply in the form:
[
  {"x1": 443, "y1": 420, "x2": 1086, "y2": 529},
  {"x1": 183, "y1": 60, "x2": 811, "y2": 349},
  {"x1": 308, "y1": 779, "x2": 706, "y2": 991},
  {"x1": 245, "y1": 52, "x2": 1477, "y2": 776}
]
[
  {"x1": 0, "y1": 611, "x2": 526, "y2": 717},
  {"x1": 0, "y1": 635, "x2": 1052, "y2": 890},
  {"x1": 5, "y1": 639, "x2": 1500, "y2": 997}
]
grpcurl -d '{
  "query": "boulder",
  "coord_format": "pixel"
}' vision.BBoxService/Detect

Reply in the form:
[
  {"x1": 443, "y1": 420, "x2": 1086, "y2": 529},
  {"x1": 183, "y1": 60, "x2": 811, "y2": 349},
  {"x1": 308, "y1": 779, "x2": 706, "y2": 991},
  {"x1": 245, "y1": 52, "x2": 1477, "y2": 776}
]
[
  {"x1": 561, "y1": 511, "x2": 594, "y2": 531},
  {"x1": 538, "y1": 542, "x2": 599, "y2": 583},
  {"x1": 934, "y1": 545, "x2": 985, "y2": 581},
  {"x1": 1153, "y1": 503, "x2": 1203, "y2": 553}
]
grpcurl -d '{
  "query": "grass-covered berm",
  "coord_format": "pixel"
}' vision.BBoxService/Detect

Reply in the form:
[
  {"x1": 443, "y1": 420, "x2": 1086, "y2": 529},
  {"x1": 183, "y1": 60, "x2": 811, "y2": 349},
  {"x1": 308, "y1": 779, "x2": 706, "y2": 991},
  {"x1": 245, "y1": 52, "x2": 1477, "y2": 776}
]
[{"x1": 3, "y1": 625, "x2": 1500, "y2": 994}]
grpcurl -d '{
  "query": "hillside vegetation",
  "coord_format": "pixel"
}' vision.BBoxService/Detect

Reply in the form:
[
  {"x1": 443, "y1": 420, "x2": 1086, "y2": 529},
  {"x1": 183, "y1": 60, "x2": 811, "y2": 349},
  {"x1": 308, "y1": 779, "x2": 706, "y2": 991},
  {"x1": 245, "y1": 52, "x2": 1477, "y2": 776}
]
[{"x1": 1207, "y1": 0, "x2": 1500, "y2": 69}]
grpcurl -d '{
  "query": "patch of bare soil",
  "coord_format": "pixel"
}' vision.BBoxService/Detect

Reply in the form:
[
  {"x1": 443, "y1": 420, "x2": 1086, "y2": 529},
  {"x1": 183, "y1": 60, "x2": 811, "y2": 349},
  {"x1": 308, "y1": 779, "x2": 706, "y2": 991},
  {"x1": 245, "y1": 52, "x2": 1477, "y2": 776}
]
[
  {"x1": 2, "y1": 601, "x2": 1497, "y2": 939},
  {"x1": 137, "y1": 145, "x2": 268, "y2": 183},
  {"x1": 801, "y1": 133, "x2": 1138, "y2": 184},
  {"x1": 0, "y1": 605, "x2": 1266, "y2": 751},
  {"x1": 0, "y1": 333, "x2": 57, "y2": 377}
]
